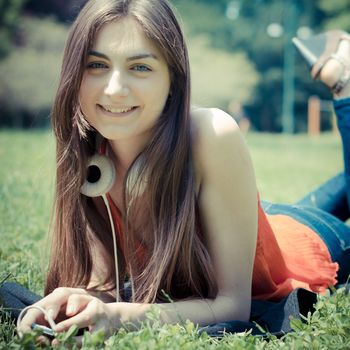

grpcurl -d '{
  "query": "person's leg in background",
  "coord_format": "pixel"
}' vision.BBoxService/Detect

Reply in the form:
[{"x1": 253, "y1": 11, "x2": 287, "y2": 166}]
[
  {"x1": 262, "y1": 201, "x2": 350, "y2": 284},
  {"x1": 294, "y1": 33, "x2": 350, "y2": 213},
  {"x1": 296, "y1": 172, "x2": 349, "y2": 221},
  {"x1": 0, "y1": 282, "x2": 41, "y2": 321},
  {"x1": 314, "y1": 34, "x2": 350, "y2": 211},
  {"x1": 292, "y1": 100, "x2": 350, "y2": 220},
  {"x1": 334, "y1": 98, "x2": 350, "y2": 211}
]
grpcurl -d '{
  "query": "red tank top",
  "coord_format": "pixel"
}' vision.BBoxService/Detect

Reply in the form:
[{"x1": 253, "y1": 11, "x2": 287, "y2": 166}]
[
  {"x1": 106, "y1": 194, "x2": 337, "y2": 301},
  {"x1": 252, "y1": 200, "x2": 338, "y2": 300}
]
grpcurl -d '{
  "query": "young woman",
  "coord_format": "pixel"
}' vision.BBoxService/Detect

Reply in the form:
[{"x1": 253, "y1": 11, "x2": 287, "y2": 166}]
[{"x1": 2, "y1": 0, "x2": 350, "y2": 340}]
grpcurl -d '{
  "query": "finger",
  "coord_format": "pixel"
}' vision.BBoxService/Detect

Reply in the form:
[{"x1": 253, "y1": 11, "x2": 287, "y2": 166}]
[
  {"x1": 36, "y1": 335, "x2": 51, "y2": 347},
  {"x1": 51, "y1": 338, "x2": 61, "y2": 348},
  {"x1": 44, "y1": 304, "x2": 66, "y2": 325},
  {"x1": 18, "y1": 308, "x2": 46, "y2": 333},
  {"x1": 19, "y1": 290, "x2": 68, "y2": 328},
  {"x1": 54, "y1": 311, "x2": 93, "y2": 333},
  {"x1": 17, "y1": 288, "x2": 88, "y2": 335},
  {"x1": 66, "y1": 294, "x2": 92, "y2": 317},
  {"x1": 18, "y1": 288, "x2": 79, "y2": 333},
  {"x1": 38, "y1": 287, "x2": 88, "y2": 323},
  {"x1": 40, "y1": 287, "x2": 86, "y2": 307},
  {"x1": 40, "y1": 288, "x2": 77, "y2": 321},
  {"x1": 54, "y1": 299, "x2": 100, "y2": 332}
]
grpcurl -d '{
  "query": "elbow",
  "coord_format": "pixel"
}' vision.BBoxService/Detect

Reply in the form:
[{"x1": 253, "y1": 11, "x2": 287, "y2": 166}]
[{"x1": 212, "y1": 294, "x2": 251, "y2": 323}]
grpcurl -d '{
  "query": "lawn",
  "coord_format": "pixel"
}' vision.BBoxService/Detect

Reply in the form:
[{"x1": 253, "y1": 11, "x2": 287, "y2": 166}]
[{"x1": 1, "y1": 130, "x2": 349, "y2": 349}]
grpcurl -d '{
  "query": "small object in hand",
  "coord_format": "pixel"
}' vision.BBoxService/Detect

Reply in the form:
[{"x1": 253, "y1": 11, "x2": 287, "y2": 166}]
[{"x1": 31, "y1": 323, "x2": 55, "y2": 338}]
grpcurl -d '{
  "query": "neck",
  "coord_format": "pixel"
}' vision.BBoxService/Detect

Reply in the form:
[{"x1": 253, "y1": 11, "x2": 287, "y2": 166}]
[{"x1": 107, "y1": 134, "x2": 150, "y2": 172}]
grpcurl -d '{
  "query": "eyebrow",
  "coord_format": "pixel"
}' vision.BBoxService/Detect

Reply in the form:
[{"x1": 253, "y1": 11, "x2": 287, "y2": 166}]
[{"x1": 88, "y1": 50, "x2": 159, "y2": 61}]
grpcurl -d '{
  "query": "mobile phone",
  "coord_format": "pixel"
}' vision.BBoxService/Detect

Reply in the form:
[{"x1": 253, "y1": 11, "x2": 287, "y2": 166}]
[
  {"x1": 31, "y1": 322, "x2": 89, "y2": 338},
  {"x1": 31, "y1": 323, "x2": 55, "y2": 338}
]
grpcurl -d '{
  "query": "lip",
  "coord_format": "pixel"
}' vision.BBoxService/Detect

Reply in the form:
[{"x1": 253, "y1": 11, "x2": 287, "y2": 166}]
[{"x1": 97, "y1": 104, "x2": 139, "y2": 117}]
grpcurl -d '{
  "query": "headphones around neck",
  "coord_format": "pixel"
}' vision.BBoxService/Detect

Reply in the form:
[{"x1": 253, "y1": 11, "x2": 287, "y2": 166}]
[
  {"x1": 80, "y1": 152, "x2": 125, "y2": 302},
  {"x1": 80, "y1": 154, "x2": 116, "y2": 197}
]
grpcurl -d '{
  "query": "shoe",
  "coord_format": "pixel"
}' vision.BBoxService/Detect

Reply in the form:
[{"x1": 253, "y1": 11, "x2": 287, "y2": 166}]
[{"x1": 292, "y1": 30, "x2": 350, "y2": 94}]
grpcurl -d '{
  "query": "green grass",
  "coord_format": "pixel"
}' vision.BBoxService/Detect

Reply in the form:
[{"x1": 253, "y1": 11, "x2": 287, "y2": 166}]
[
  {"x1": 1, "y1": 130, "x2": 349, "y2": 349},
  {"x1": 247, "y1": 132, "x2": 343, "y2": 203},
  {"x1": 0, "y1": 130, "x2": 55, "y2": 294}
]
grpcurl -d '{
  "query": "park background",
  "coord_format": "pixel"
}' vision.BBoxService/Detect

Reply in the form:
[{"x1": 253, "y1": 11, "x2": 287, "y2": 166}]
[
  {"x1": 1, "y1": 1, "x2": 350, "y2": 348},
  {"x1": 1, "y1": 0, "x2": 350, "y2": 132}
]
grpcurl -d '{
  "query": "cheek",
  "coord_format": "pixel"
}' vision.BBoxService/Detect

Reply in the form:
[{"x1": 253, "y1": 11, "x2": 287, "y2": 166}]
[
  {"x1": 147, "y1": 77, "x2": 170, "y2": 106},
  {"x1": 79, "y1": 80, "x2": 94, "y2": 112}
]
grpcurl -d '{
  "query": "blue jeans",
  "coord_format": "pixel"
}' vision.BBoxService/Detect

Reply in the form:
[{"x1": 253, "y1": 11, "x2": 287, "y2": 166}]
[
  {"x1": 262, "y1": 98, "x2": 350, "y2": 284},
  {"x1": 335, "y1": 98, "x2": 350, "y2": 208}
]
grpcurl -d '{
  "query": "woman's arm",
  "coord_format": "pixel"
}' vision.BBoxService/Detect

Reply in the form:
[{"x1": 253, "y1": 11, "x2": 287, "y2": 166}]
[
  {"x1": 52, "y1": 294, "x2": 248, "y2": 333},
  {"x1": 153, "y1": 107, "x2": 258, "y2": 326},
  {"x1": 185, "y1": 107, "x2": 258, "y2": 323}
]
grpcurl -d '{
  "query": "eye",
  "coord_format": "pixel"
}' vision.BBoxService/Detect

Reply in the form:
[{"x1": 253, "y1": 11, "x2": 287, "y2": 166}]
[
  {"x1": 131, "y1": 64, "x2": 152, "y2": 73},
  {"x1": 87, "y1": 62, "x2": 108, "y2": 69}
]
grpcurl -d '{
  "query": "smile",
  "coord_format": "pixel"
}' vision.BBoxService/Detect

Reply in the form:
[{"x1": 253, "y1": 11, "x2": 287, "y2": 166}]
[{"x1": 98, "y1": 104, "x2": 138, "y2": 115}]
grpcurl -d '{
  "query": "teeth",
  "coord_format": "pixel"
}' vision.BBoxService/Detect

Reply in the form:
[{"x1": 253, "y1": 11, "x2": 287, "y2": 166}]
[{"x1": 103, "y1": 106, "x2": 134, "y2": 113}]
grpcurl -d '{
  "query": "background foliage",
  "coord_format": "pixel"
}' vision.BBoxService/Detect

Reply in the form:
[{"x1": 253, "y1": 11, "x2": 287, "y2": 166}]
[
  {"x1": 0, "y1": 0, "x2": 350, "y2": 130},
  {"x1": 0, "y1": 17, "x2": 67, "y2": 127}
]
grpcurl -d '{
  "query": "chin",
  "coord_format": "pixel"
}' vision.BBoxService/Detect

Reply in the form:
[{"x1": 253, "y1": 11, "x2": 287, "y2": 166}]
[{"x1": 98, "y1": 129, "x2": 137, "y2": 141}]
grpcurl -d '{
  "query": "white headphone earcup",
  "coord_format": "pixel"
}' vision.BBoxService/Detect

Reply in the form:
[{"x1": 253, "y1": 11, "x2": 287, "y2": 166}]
[
  {"x1": 126, "y1": 158, "x2": 147, "y2": 197},
  {"x1": 80, "y1": 154, "x2": 116, "y2": 197}
]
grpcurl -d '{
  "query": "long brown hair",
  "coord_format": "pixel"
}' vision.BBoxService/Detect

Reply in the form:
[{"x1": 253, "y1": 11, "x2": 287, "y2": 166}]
[{"x1": 46, "y1": 0, "x2": 217, "y2": 302}]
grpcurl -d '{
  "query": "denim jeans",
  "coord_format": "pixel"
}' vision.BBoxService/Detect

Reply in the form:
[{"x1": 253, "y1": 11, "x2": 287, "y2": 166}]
[
  {"x1": 334, "y1": 97, "x2": 350, "y2": 209},
  {"x1": 261, "y1": 98, "x2": 350, "y2": 284},
  {"x1": 262, "y1": 183, "x2": 350, "y2": 284}
]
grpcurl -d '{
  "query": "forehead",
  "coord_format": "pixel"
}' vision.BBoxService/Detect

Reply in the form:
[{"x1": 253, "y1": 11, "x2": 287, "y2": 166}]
[{"x1": 92, "y1": 17, "x2": 162, "y2": 57}]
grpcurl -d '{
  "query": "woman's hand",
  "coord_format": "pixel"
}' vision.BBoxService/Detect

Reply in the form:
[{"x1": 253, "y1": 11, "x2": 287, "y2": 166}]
[
  {"x1": 52, "y1": 290, "x2": 120, "y2": 336},
  {"x1": 17, "y1": 287, "x2": 120, "y2": 337}
]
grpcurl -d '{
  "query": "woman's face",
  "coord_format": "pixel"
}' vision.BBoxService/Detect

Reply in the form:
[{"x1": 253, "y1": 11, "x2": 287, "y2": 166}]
[{"x1": 79, "y1": 17, "x2": 171, "y2": 142}]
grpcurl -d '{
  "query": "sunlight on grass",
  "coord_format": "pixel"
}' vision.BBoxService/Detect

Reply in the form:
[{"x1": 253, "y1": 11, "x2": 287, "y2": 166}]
[
  {"x1": 247, "y1": 132, "x2": 342, "y2": 203},
  {"x1": 0, "y1": 130, "x2": 55, "y2": 293}
]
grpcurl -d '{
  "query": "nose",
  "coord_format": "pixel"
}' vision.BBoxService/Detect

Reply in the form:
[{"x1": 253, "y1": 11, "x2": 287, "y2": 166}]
[{"x1": 104, "y1": 71, "x2": 129, "y2": 98}]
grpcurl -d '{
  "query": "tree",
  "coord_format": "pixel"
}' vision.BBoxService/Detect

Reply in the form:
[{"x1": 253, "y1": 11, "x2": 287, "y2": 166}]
[
  {"x1": 318, "y1": 0, "x2": 350, "y2": 32},
  {"x1": 24, "y1": 0, "x2": 87, "y2": 21},
  {"x1": 1, "y1": 0, "x2": 349, "y2": 130},
  {"x1": 189, "y1": 35, "x2": 259, "y2": 109},
  {"x1": 173, "y1": 0, "x2": 346, "y2": 132},
  {"x1": 0, "y1": 17, "x2": 68, "y2": 127},
  {"x1": 0, "y1": 0, "x2": 27, "y2": 58}
]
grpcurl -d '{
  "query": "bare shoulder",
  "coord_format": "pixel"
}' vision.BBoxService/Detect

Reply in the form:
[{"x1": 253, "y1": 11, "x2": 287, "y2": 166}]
[
  {"x1": 191, "y1": 106, "x2": 240, "y2": 141},
  {"x1": 190, "y1": 107, "x2": 250, "y2": 178}
]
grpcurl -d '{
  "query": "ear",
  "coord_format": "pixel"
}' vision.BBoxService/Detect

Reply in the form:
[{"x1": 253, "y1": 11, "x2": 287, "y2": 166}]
[{"x1": 80, "y1": 154, "x2": 116, "y2": 197}]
